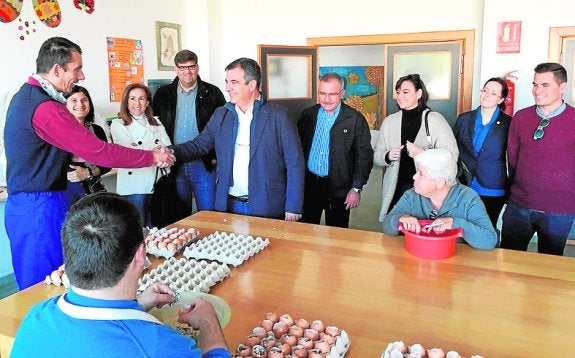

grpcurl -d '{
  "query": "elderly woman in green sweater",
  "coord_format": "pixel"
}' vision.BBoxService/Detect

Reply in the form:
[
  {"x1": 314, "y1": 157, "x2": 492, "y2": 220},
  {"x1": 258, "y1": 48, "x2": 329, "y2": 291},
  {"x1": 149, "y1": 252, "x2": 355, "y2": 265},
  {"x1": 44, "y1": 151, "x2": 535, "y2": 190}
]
[{"x1": 382, "y1": 148, "x2": 497, "y2": 250}]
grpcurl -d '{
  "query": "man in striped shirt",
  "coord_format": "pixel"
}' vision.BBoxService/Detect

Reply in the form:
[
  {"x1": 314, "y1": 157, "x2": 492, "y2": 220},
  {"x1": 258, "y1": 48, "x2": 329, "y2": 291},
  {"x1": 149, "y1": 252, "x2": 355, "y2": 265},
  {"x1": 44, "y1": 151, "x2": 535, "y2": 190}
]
[{"x1": 297, "y1": 72, "x2": 373, "y2": 228}]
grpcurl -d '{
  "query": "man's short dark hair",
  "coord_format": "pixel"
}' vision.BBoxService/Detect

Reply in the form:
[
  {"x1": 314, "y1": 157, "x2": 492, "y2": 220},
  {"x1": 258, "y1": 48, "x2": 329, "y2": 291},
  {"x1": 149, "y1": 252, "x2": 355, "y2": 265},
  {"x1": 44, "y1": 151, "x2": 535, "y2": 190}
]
[
  {"x1": 225, "y1": 57, "x2": 261, "y2": 88},
  {"x1": 62, "y1": 193, "x2": 143, "y2": 290},
  {"x1": 534, "y1": 62, "x2": 567, "y2": 84},
  {"x1": 173, "y1": 49, "x2": 198, "y2": 66},
  {"x1": 36, "y1": 37, "x2": 82, "y2": 74}
]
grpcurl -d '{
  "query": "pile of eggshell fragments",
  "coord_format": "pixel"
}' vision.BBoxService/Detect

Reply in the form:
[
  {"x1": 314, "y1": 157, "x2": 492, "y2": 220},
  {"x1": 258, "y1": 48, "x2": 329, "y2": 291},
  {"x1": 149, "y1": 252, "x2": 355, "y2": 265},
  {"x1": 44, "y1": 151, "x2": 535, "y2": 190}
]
[
  {"x1": 44, "y1": 265, "x2": 69, "y2": 288},
  {"x1": 381, "y1": 340, "x2": 483, "y2": 358},
  {"x1": 145, "y1": 226, "x2": 199, "y2": 259},
  {"x1": 234, "y1": 312, "x2": 350, "y2": 358}
]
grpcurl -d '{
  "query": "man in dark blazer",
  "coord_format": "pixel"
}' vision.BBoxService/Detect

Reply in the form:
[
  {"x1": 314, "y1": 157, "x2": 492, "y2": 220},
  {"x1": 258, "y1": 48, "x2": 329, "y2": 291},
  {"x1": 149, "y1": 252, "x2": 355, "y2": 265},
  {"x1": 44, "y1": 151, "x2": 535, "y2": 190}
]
[
  {"x1": 171, "y1": 58, "x2": 304, "y2": 220},
  {"x1": 298, "y1": 72, "x2": 373, "y2": 228},
  {"x1": 152, "y1": 50, "x2": 226, "y2": 219}
]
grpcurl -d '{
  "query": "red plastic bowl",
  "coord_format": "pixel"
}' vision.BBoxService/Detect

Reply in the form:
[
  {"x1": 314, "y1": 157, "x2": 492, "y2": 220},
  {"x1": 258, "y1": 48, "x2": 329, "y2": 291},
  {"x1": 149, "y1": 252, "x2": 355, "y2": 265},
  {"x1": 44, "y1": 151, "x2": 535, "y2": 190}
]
[{"x1": 399, "y1": 220, "x2": 463, "y2": 260}]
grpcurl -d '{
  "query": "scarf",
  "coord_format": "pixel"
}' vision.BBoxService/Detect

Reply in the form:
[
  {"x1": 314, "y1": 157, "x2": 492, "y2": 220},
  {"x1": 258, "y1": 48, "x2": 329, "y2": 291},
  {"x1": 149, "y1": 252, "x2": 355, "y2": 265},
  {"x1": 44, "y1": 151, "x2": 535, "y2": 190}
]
[{"x1": 32, "y1": 73, "x2": 67, "y2": 104}]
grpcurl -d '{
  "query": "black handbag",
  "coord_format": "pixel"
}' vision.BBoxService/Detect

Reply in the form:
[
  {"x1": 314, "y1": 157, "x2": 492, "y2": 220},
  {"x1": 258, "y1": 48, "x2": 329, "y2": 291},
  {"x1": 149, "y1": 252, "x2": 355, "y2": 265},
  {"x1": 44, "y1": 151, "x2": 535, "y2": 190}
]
[
  {"x1": 151, "y1": 167, "x2": 179, "y2": 228},
  {"x1": 82, "y1": 176, "x2": 107, "y2": 194}
]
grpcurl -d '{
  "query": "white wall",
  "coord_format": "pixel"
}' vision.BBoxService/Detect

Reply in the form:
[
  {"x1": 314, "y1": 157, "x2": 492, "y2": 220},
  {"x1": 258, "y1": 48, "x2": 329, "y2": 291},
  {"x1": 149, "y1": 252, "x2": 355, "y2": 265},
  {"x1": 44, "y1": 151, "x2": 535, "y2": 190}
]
[
  {"x1": 482, "y1": 0, "x2": 575, "y2": 111},
  {"x1": 205, "y1": 0, "x2": 485, "y2": 103}
]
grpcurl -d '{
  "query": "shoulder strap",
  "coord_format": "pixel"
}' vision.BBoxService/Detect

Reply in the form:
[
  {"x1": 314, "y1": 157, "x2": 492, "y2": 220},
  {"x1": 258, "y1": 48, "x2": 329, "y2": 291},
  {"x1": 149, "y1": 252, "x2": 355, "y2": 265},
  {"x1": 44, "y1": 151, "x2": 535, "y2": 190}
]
[
  {"x1": 424, "y1": 109, "x2": 432, "y2": 149},
  {"x1": 57, "y1": 294, "x2": 163, "y2": 324}
]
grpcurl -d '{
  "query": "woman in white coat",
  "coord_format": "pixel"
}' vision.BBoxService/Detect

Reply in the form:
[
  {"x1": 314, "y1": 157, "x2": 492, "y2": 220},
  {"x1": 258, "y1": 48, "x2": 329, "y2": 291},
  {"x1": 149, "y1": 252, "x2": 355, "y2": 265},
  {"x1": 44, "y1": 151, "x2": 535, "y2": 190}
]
[
  {"x1": 111, "y1": 83, "x2": 171, "y2": 227},
  {"x1": 374, "y1": 74, "x2": 458, "y2": 222}
]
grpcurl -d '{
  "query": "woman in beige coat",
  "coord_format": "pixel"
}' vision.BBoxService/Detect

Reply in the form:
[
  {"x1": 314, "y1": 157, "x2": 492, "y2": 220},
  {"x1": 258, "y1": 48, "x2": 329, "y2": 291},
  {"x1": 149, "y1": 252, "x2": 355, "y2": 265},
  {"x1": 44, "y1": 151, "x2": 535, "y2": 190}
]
[{"x1": 374, "y1": 74, "x2": 458, "y2": 222}]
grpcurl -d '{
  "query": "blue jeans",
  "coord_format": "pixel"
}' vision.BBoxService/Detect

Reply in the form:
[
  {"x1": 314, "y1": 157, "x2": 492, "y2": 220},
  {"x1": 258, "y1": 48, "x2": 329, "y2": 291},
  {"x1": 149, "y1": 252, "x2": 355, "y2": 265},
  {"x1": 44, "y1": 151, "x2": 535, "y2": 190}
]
[
  {"x1": 175, "y1": 160, "x2": 216, "y2": 213},
  {"x1": 501, "y1": 202, "x2": 574, "y2": 255},
  {"x1": 125, "y1": 194, "x2": 152, "y2": 228},
  {"x1": 227, "y1": 196, "x2": 250, "y2": 215}
]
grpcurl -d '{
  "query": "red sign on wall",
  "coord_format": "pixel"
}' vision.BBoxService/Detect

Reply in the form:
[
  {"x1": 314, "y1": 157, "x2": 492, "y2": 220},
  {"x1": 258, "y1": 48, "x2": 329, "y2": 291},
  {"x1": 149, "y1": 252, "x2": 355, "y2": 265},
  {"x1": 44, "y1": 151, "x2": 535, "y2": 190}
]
[{"x1": 496, "y1": 21, "x2": 522, "y2": 54}]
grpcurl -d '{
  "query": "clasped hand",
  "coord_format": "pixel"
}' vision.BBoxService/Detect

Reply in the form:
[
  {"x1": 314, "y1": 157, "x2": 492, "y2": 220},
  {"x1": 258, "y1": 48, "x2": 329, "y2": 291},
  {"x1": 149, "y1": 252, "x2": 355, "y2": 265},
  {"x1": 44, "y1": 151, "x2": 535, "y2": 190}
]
[
  {"x1": 399, "y1": 215, "x2": 454, "y2": 234},
  {"x1": 152, "y1": 146, "x2": 176, "y2": 168}
]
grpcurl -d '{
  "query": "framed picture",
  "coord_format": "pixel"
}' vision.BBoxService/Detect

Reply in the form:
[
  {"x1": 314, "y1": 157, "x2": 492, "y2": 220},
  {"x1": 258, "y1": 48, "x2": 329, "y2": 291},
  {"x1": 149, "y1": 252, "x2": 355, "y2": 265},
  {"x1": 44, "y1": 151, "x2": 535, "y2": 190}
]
[{"x1": 156, "y1": 21, "x2": 181, "y2": 71}]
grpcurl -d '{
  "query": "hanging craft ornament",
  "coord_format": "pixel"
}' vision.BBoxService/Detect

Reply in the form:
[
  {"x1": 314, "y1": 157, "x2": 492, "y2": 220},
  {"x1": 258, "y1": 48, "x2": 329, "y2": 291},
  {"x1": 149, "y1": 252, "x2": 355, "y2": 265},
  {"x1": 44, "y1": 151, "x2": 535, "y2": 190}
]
[
  {"x1": 73, "y1": 0, "x2": 93, "y2": 14},
  {"x1": 32, "y1": 0, "x2": 61, "y2": 27},
  {"x1": 0, "y1": 0, "x2": 23, "y2": 23}
]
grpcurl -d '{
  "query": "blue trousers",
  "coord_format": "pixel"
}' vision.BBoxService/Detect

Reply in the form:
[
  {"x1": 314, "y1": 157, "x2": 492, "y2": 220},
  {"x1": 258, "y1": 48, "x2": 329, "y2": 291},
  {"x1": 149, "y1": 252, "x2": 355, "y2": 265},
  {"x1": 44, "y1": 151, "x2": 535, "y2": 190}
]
[
  {"x1": 226, "y1": 196, "x2": 250, "y2": 216},
  {"x1": 63, "y1": 181, "x2": 85, "y2": 207},
  {"x1": 501, "y1": 202, "x2": 574, "y2": 255},
  {"x1": 5, "y1": 192, "x2": 68, "y2": 290},
  {"x1": 125, "y1": 193, "x2": 152, "y2": 228},
  {"x1": 175, "y1": 160, "x2": 216, "y2": 213}
]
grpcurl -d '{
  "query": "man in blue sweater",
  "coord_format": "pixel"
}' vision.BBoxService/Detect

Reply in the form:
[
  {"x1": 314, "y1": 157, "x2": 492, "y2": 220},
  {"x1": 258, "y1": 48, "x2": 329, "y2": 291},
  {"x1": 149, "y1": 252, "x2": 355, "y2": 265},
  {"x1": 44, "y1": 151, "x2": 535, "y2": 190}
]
[{"x1": 11, "y1": 193, "x2": 229, "y2": 357}]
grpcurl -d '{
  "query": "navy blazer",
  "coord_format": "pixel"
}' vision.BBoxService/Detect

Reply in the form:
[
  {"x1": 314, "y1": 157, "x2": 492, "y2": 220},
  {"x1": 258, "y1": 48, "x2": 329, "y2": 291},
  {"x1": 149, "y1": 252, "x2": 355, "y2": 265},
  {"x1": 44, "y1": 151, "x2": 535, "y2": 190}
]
[
  {"x1": 172, "y1": 99, "x2": 305, "y2": 219},
  {"x1": 454, "y1": 107, "x2": 511, "y2": 190}
]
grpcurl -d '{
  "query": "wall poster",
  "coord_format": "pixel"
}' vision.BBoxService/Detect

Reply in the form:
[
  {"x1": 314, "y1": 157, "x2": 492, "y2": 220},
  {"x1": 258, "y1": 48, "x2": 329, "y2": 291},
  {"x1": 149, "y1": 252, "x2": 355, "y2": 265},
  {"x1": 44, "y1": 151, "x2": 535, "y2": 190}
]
[{"x1": 106, "y1": 37, "x2": 145, "y2": 102}]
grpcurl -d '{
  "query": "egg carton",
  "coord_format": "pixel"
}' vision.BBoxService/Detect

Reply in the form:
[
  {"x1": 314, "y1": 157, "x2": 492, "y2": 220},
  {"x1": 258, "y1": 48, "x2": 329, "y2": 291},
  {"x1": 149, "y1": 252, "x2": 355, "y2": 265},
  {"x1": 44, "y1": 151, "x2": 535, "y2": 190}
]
[
  {"x1": 381, "y1": 341, "x2": 484, "y2": 358},
  {"x1": 138, "y1": 257, "x2": 230, "y2": 293},
  {"x1": 183, "y1": 231, "x2": 270, "y2": 267},
  {"x1": 234, "y1": 313, "x2": 350, "y2": 358},
  {"x1": 145, "y1": 226, "x2": 200, "y2": 259}
]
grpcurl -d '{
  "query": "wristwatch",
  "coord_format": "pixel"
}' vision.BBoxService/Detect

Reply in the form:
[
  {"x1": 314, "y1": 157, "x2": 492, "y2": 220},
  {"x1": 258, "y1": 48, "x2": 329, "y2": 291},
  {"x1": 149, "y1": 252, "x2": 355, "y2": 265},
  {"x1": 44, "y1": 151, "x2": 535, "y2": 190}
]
[{"x1": 352, "y1": 188, "x2": 361, "y2": 194}]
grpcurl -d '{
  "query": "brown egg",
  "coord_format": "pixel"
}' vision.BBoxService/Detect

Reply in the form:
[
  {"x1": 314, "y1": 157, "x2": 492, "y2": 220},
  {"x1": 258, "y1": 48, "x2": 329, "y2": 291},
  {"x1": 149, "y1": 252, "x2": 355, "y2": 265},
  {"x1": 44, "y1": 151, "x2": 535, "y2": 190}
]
[
  {"x1": 252, "y1": 326, "x2": 268, "y2": 339},
  {"x1": 157, "y1": 241, "x2": 167, "y2": 249},
  {"x1": 298, "y1": 337, "x2": 314, "y2": 349},
  {"x1": 427, "y1": 348, "x2": 446, "y2": 358},
  {"x1": 295, "y1": 318, "x2": 310, "y2": 329},
  {"x1": 261, "y1": 336, "x2": 276, "y2": 350},
  {"x1": 278, "y1": 343, "x2": 292, "y2": 354},
  {"x1": 268, "y1": 346, "x2": 285, "y2": 358},
  {"x1": 281, "y1": 333, "x2": 297, "y2": 346},
  {"x1": 311, "y1": 320, "x2": 325, "y2": 333},
  {"x1": 245, "y1": 333, "x2": 261, "y2": 347},
  {"x1": 289, "y1": 325, "x2": 304, "y2": 338},
  {"x1": 280, "y1": 313, "x2": 294, "y2": 326},
  {"x1": 266, "y1": 312, "x2": 280, "y2": 323},
  {"x1": 273, "y1": 321, "x2": 289, "y2": 338},
  {"x1": 291, "y1": 344, "x2": 308, "y2": 358},
  {"x1": 172, "y1": 238, "x2": 182, "y2": 246},
  {"x1": 308, "y1": 348, "x2": 326, "y2": 358},
  {"x1": 260, "y1": 319, "x2": 274, "y2": 331},
  {"x1": 236, "y1": 344, "x2": 251, "y2": 357},
  {"x1": 166, "y1": 243, "x2": 177, "y2": 251},
  {"x1": 324, "y1": 325, "x2": 339, "y2": 337},
  {"x1": 314, "y1": 340, "x2": 330, "y2": 353},
  {"x1": 319, "y1": 333, "x2": 335, "y2": 345},
  {"x1": 304, "y1": 328, "x2": 319, "y2": 341}
]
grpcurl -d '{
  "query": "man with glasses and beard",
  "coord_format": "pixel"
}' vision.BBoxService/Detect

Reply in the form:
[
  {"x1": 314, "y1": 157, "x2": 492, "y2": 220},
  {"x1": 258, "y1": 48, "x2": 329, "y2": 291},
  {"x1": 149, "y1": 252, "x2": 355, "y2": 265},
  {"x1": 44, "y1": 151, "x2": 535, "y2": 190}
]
[{"x1": 501, "y1": 62, "x2": 575, "y2": 256}]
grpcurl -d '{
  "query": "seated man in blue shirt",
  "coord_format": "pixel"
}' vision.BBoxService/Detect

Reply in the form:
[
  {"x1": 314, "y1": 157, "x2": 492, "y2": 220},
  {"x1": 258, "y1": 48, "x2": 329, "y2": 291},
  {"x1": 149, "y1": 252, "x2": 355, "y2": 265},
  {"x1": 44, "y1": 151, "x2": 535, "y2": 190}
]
[
  {"x1": 382, "y1": 148, "x2": 497, "y2": 250},
  {"x1": 11, "y1": 193, "x2": 229, "y2": 358}
]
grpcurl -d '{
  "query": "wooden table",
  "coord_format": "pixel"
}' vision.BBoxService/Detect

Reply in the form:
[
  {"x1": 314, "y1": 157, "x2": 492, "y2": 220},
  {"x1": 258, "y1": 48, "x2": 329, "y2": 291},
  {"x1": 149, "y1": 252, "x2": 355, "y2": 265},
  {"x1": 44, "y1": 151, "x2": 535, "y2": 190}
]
[{"x1": 1, "y1": 211, "x2": 574, "y2": 357}]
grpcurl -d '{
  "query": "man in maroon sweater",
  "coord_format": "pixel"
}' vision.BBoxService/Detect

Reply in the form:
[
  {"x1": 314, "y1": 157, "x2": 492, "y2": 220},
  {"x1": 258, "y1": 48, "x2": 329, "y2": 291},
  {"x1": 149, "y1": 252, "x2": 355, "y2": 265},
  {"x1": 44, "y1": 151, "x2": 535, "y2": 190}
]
[{"x1": 501, "y1": 63, "x2": 575, "y2": 255}]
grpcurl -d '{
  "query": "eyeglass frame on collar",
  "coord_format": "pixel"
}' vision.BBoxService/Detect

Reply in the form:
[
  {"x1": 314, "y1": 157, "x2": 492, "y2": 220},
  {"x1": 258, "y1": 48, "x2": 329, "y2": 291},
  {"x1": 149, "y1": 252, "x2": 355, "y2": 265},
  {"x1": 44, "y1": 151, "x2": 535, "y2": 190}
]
[
  {"x1": 429, "y1": 209, "x2": 439, "y2": 220},
  {"x1": 533, "y1": 117, "x2": 550, "y2": 140}
]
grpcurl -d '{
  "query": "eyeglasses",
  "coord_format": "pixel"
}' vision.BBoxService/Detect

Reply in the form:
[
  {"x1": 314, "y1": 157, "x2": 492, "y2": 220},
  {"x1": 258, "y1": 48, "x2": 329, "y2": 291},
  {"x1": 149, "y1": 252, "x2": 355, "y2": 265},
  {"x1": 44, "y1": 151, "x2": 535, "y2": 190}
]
[
  {"x1": 177, "y1": 64, "x2": 198, "y2": 71},
  {"x1": 480, "y1": 88, "x2": 501, "y2": 97},
  {"x1": 533, "y1": 118, "x2": 550, "y2": 140},
  {"x1": 429, "y1": 210, "x2": 439, "y2": 220}
]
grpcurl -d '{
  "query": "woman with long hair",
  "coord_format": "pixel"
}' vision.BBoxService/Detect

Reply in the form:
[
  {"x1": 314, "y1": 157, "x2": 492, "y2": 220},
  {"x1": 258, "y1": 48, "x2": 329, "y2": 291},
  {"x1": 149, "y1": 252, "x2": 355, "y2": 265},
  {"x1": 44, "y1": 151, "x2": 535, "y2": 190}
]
[
  {"x1": 111, "y1": 83, "x2": 171, "y2": 227},
  {"x1": 374, "y1": 74, "x2": 458, "y2": 223}
]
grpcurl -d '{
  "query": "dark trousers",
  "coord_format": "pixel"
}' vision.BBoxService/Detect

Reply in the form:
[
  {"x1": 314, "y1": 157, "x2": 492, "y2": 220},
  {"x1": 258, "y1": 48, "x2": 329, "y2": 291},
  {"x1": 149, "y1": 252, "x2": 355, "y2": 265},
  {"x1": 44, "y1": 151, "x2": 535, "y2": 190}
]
[
  {"x1": 501, "y1": 202, "x2": 574, "y2": 255},
  {"x1": 479, "y1": 195, "x2": 506, "y2": 230},
  {"x1": 301, "y1": 171, "x2": 350, "y2": 228}
]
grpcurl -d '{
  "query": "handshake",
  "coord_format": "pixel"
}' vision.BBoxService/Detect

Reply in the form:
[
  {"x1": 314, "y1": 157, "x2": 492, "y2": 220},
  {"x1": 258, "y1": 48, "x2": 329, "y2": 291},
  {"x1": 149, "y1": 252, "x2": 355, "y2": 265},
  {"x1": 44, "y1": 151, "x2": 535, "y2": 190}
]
[{"x1": 152, "y1": 146, "x2": 177, "y2": 168}]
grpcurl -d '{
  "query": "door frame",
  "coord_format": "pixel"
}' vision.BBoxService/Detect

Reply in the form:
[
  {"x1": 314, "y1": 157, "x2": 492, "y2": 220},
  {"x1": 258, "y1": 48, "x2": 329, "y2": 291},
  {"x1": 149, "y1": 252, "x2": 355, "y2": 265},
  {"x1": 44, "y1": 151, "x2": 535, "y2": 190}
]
[
  {"x1": 548, "y1": 26, "x2": 575, "y2": 62},
  {"x1": 306, "y1": 30, "x2": 475, "y2": 116}
]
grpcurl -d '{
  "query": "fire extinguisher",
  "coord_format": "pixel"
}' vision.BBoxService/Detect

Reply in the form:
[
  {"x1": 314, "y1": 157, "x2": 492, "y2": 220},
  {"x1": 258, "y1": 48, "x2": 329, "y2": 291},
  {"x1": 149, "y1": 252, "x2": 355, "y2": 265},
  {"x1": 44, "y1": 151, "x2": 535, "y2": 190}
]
[{"x1": 503, "y1": 70, "x2": 518, "y2": 117}]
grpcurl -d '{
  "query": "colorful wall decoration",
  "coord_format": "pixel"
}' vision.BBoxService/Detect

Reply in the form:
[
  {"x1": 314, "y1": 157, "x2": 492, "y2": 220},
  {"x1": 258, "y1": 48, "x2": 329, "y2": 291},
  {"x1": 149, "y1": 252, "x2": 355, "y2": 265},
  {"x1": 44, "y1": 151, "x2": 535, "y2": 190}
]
[
  {"x1": 106, "y1": 37, "x2": 145, "y2": 102},
  {"x1": 319, "y1": 66, "x2": 385, "y2": 130}
]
